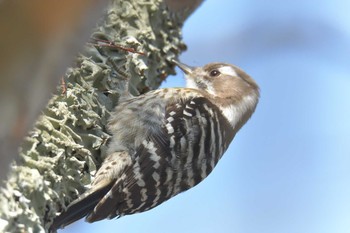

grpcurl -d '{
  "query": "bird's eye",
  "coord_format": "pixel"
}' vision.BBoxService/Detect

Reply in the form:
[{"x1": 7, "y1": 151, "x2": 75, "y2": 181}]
[{"x1": 209, "y1": 69, "x2": 220, "y2": 77}]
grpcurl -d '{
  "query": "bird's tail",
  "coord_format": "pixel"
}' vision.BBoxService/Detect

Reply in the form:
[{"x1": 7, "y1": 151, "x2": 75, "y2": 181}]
[{"x1": 49, "y1": 182, "x2": 113, "y2": 232}]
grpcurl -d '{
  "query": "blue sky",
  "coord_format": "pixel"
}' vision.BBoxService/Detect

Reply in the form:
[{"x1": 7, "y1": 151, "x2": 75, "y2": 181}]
[{"x1": 64, "y1": 1, "x2": 350, "y2": 232}]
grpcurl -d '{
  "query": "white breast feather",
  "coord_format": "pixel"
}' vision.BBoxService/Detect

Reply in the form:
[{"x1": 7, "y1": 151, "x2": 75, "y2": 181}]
[{"x1": 186, "y1": 78, "x2": 197, "y2": 89}]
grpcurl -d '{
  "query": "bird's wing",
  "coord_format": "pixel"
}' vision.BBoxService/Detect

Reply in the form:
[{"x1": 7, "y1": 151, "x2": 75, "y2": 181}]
[{"x1": 89, "y1": 96, "x2": 233, "y2": 219}]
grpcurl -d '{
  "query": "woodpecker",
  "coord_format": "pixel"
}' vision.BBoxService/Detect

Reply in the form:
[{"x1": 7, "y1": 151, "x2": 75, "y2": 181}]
[{"x1": 50, "y1": 60, "x2": 259, "y2": 231}]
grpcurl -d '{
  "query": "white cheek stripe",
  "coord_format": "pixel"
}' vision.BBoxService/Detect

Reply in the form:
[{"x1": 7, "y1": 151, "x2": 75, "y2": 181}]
[
  {"x1": 219, "y1": 94, "x2": 258, "y2": 128},
  {"x1": 218, "y1": 66, "x2": 237, "y2": 77}
]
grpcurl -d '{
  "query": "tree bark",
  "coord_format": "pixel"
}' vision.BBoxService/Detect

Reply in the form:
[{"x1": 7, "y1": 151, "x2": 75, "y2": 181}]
[{"x1": 0, "y1": 0, "x2": 203, "y2": 232}]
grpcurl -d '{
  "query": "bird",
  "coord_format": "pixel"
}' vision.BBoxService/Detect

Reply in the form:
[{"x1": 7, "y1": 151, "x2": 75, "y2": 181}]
[{"x1": 50, "y1": 59, "x2": 259, "y2": 231}]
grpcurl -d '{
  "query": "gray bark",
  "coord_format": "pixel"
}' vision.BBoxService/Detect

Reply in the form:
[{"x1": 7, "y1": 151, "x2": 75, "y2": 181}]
[{"x1": 0, "y1": 0, "x2": 203, "y2": 232}]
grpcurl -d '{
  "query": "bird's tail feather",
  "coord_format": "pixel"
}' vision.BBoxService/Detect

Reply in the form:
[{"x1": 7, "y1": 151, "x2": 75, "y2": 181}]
[{"x1": 49, "y1": 182, "x2": 113, "y2": 232}]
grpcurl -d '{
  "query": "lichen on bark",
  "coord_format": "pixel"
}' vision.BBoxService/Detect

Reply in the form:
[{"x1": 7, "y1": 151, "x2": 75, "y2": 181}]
[{"x1": 0, "y1": 0, "x2": 190, "y2": 232}]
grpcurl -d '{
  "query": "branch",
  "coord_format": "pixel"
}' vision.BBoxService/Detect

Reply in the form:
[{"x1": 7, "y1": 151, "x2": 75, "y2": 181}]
[{"x1": 0, "y1": 0, "x2": 203, "y2": 232}]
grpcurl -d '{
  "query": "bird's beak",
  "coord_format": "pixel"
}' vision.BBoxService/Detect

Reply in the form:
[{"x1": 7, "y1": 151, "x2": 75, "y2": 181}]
[{"x1": 172, "y1": 59, "x2": 194, "y2": 75}]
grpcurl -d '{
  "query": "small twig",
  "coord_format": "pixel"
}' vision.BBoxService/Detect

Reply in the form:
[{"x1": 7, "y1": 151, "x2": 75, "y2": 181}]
[
  {"x1": 60, "y1": 77, "x2": 67, "y2": 95},
  {"x1": 89, "y1": 38, "x2": 146, "y2": 55},
  {"x1": 106, "y1": 58, "x2": 129, "y2": 80}
]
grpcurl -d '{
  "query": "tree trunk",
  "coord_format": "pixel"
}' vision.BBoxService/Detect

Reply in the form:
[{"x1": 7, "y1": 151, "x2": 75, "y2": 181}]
[{"x1": 0, "y1": 0, "x2": 203, "y2": 232}]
